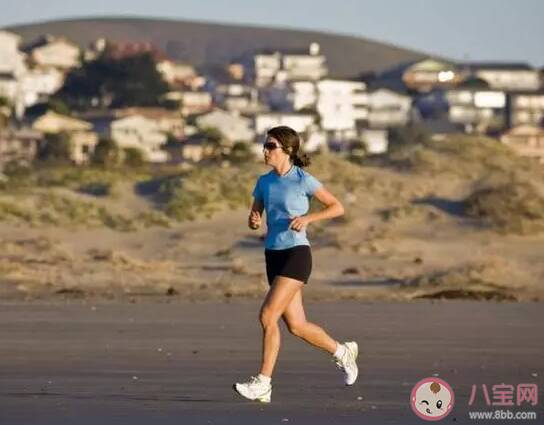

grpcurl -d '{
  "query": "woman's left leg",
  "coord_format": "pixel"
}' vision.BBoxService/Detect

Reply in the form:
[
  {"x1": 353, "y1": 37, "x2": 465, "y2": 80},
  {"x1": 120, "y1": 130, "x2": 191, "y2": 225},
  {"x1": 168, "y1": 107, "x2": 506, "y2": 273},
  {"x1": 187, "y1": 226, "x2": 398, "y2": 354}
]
[
  {"x1": 282, "y1": 286, "x2": 338, "y2": 354},
  {"x1": 258, "y1": 276, "x2": 303, "y2": 378}
]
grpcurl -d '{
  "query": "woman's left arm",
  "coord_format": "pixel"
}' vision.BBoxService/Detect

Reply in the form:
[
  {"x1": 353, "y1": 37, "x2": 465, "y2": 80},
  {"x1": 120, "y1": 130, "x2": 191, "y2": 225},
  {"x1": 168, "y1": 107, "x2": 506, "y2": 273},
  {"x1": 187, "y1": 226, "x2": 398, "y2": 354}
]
[{"x1": 289, "y1": 187, "x2": 344, "y2": 231}]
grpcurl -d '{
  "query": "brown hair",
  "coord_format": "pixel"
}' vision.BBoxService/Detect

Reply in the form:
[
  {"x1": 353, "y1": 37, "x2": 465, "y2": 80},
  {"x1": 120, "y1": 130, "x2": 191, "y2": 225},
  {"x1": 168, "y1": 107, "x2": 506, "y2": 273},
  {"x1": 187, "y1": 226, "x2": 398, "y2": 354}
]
[{"x1": 266, "y1": 126, "x2": 311, "y2": 168}]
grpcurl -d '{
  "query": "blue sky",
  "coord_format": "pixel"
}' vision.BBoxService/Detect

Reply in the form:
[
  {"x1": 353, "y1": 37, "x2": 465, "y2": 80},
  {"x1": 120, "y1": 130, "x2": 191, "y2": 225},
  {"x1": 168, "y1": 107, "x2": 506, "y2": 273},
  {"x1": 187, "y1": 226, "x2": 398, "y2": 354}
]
[{"x1": 3, "y1": 0, "x2": 543, "y2": 66}]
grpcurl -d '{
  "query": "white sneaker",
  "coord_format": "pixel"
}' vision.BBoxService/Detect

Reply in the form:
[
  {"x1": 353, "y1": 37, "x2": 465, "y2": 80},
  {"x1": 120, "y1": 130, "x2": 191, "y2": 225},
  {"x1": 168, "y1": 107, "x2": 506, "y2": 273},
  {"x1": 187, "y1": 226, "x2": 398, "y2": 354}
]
[
  {"x1": 334, "y1": 341, "x2": 359, "y2": 385},
  {"x1": 233, "y1": 375, "x2": 272, "y2": 403}
]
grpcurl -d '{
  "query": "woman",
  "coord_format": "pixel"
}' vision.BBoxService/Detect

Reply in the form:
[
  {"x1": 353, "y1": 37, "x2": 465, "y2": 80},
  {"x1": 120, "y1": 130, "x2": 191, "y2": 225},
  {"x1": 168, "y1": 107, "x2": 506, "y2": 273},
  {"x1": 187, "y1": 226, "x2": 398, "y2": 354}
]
[{"x1": 233, "y1": 126, "x2": 359, "y2": 403}]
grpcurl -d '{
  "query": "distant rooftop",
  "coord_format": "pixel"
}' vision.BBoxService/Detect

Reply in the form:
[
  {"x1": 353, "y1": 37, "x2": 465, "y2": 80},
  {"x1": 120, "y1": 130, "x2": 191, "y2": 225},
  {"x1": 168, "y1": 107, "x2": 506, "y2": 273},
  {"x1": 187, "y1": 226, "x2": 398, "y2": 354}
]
[{"x1": 464, "y1": 62, "x2": 534, "y2": 71}]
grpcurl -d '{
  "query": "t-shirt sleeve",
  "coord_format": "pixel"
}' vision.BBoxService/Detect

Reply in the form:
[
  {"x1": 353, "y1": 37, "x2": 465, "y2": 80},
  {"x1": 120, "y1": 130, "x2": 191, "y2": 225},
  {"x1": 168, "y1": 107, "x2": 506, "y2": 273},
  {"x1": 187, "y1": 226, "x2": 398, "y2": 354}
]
[
  {"x1": 303, "y1": 172, "x2": 323, "y2": 197},
  {"x1": 252, "y1": 177, "x2": 263, "y2": 202}
]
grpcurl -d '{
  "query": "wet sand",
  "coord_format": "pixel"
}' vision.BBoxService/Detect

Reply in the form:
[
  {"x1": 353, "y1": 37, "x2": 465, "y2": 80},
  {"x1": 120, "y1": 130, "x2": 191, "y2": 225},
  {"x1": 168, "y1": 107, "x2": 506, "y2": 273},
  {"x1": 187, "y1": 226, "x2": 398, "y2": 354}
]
[{"x1": 0, "y1": 300, "x2": 542, "y2": 424}]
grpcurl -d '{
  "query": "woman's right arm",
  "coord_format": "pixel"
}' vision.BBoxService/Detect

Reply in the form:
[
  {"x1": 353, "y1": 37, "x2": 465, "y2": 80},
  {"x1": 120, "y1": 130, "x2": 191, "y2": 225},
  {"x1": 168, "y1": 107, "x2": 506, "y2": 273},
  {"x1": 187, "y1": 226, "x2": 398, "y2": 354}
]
[{"x1": 248, "y1": 198, "x2": 264, "y2": 229}]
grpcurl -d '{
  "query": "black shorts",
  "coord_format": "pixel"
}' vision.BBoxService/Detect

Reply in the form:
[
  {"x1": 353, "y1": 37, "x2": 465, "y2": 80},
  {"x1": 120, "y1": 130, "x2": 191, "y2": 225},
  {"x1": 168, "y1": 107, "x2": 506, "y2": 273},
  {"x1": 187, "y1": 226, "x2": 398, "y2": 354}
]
[{"x1": 265, "y1": 245, "x2": 312, "y2": 285}]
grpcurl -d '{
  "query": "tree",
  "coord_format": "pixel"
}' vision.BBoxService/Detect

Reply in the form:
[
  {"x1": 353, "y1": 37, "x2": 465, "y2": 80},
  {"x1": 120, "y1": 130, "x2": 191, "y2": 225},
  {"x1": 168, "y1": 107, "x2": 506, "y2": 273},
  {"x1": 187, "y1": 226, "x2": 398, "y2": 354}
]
[
  {"x1": 55, "y1": 52, "x2": 169, "y2": 111},
  {"x1": 123, "y1": 147, "x2": 146, "y2": 167},
  {"x1": 227, "y1": 141, "x2": 254, "y2": 164},
  {"x1": 92, "y1": 137, "x2": 122, "y2": 168},
  {"x1": 200, "y1": 127, "x2": 227, "y2": 162},
  {"x1": 37, "y1": 132, "x2": 73, "y2": 164},
  {"x1": 347, "y1": 140, "x2": 367, "y2": 163},
  {"x1": 47, "y1": 98, "x2": 71, "y2": 116}
]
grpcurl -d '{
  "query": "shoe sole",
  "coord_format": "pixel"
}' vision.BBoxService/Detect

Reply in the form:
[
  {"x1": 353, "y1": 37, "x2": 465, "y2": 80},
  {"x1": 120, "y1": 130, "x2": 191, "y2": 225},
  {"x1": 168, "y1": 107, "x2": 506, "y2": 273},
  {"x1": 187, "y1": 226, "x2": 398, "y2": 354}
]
[{"x1": 232, "y1": 383, "x2": 271, "y2": 403}]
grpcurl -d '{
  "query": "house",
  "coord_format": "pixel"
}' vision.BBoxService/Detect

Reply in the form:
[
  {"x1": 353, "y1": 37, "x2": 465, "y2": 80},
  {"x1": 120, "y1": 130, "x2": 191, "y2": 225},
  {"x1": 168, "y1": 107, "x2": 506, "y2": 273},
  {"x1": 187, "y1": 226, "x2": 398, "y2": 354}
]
[
  {"x1": 156, "y1": 60, "x2": 197, "y2": 86},
  {"x1": 508, "y1": 91, "x2": 544, "y2": 127},
  {"x1": 466, "y1": 63, "x2": 541, "y2": 92},
  {"x1": 213, "y1": 82, "x2": 261, "y2": 114},
  {"x1": 32, "y1": 111, "x2": 91, "y2": 133},
  {"x1": 247, "y1": 43, "x2": 327, "y2": 87},
  {"x1": 501, "y1": 125, "x2": 544, "y2": 163},
  {"x1": 0, "y1": 31, "x2": 27, "y2": 76},
  {"x1": 195, "y1": 109, "x2": 255, "y2": 143},
  {"x1": 114, "y1": 107, "x2": 184, "y2": 138},
  {"x1": 402, "y1": 58, "x2": 463, "y2": 93},
  {"x1": 32, "y1": 111, "x2": 98, "y2": 164},
  {"x1": 316, "y1": 78, "x2": 368, "y2": 139},
  {"x1": 263, "y1": 77, "x2": 368, "y2": 140},
  {"x1": 20, "y1": 67, "x2": 65, "y2": 107},
  {"x1": 253, "y1": 112, "x2": 316, "y2": 136},
  {"x1": 108, "y1": 115, "x2": 168, "y2": 162},
  {"x1": 164, "y1": 90, "x2": 212, "y2": 116},
  {"x1": 360, "y1": 129, "x2": 388, "y2": 154},
  {"x1": 260, "y1": 80, "x2": 311, "y2": 112},
  {"x1": 366, "y1": 88, "x2": 412, "y2": 129},
  {"x1": 280, "y1": 43, "x2": 328, "y2": 82},
  {"x1": 24, "y1": 35, "x2": 80, "y2": 70},
  {"x1": 0, "y1": 128, "x2": 43, "y2": 169},
  {"x1": 445, "y1": 78, "x2": 507, "y2": 134}
]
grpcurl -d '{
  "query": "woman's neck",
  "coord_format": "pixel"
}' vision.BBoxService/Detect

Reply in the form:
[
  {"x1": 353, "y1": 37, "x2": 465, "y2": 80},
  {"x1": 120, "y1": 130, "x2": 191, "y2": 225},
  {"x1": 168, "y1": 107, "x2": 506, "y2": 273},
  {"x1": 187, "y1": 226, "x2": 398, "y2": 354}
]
[{"x1": 273, "y1": 160, "x2": 293, "y2": 176}]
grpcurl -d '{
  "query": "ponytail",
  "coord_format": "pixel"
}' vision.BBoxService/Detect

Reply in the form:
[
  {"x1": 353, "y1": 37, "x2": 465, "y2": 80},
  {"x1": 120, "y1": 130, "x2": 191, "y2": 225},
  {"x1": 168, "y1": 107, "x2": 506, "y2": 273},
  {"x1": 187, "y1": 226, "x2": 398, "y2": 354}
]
[{"x1": 292, "y1": 152, "x2": 311, "y2": 168}]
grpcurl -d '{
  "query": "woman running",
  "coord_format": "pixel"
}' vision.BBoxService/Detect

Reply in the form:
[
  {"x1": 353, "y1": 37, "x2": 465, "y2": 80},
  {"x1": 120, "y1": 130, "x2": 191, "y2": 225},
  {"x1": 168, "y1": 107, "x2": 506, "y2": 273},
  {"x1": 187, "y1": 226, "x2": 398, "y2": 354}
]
[{"x1": 233, "y1": 125, "x2": 359, "y2": 403}]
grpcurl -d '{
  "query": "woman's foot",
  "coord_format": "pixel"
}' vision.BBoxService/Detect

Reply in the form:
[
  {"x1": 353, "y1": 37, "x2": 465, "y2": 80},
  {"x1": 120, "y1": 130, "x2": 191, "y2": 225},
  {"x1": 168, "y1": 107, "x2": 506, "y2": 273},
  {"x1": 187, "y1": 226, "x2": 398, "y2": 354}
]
[
  {"x1": 233, "y1": 375, "x2": 272, "y2": 403},
  {"x1": 333, "y1": 341, "x2": 359, "y2": 385}
]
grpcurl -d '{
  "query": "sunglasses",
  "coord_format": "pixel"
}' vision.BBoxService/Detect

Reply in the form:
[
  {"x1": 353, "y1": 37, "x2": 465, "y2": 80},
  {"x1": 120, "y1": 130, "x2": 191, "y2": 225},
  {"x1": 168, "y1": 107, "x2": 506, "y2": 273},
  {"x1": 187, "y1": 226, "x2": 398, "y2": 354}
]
[{"x1": 263, "y1": 142, "x2": 281, "y2": 151}]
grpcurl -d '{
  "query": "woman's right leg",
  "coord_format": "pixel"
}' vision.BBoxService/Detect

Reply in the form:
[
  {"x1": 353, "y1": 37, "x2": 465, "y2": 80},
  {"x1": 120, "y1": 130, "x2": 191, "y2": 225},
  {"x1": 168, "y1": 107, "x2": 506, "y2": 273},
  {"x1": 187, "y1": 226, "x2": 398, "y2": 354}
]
[{"x1": 281, "y1": 287, "x2": 338, "y2": 354}]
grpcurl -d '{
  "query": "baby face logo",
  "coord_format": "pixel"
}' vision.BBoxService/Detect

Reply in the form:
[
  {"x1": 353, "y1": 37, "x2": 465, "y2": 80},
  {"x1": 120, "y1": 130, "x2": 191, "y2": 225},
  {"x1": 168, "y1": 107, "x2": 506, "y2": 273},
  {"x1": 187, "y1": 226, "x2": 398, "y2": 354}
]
[{"x1": 410, "y1": 377, "x2": 455, "y2": 421}]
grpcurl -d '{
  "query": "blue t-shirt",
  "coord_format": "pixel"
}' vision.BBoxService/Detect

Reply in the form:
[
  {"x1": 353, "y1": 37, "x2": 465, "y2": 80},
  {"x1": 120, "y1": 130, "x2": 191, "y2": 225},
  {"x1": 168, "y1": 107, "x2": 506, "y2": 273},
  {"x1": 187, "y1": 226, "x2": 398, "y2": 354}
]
[{"x1": 252, "y1": 165, "x2": 323, "y2": 250}]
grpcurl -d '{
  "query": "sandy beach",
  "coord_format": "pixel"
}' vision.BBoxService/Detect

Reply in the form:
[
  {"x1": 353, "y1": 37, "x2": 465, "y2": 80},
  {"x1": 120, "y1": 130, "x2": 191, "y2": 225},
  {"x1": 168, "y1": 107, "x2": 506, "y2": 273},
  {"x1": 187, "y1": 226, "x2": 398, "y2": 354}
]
[{"x1": 0, "y1": 300, "x2": 542, "y2": 424}]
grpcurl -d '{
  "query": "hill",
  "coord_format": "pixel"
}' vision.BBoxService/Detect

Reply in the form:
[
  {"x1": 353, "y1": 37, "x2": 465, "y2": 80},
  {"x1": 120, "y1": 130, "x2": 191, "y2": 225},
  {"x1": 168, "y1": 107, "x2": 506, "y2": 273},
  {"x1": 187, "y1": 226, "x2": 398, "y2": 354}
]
[{"x1": 5, "y1": 16, "x2": 427, "y2": 77}]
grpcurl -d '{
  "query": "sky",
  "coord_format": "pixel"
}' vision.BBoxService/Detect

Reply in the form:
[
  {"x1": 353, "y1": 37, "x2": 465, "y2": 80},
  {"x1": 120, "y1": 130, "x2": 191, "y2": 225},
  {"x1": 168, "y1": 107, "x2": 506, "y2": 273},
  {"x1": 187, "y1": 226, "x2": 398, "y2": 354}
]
[{"x1": 2, "y1": 0, "x2": 543, "y2": 67}]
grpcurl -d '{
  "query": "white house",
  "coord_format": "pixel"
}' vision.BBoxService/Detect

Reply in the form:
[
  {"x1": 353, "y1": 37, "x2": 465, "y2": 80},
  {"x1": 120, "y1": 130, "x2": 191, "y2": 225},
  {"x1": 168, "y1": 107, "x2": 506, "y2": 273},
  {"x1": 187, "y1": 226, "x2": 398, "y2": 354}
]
[
  {"x1": 468, "y1": 63, "x2": 542, "y2": 92},
  {"x1": 165, "y1": 90, "x2": 212, "y2": 116},
  {"x1": 156, "y1": 60, "x2": 197, "y2": 86},
  {"x1": 316, "y1": 78, "x2": 368, "y2": 137},
  {"x1": 25, "y1": 35, "x2": 80, "y2": 70},
  {"x1": 249, "y1": 43, "x2": 327, "y2": 87},
  {"x1": 196, "y1": 109, "x2": 255, "y2": 143},
  {"x1": 360, "y1": 129, "x2": 388, "y2": 154},
  {"x1": 252, "y1": 52, "x2": 281, "y2": 87},
  {"x1": 213, "y1": 82, "x2": 261, "y2": 114},
  {"x1": 0, "y1": 31, "x2": 27, "y2": 76},
  {"x1": 114, "y1": 107, "x2": 184, "y2": 138},
  {"x1": 281, "y1": 43, "x2": 327, "y2": 82},
  {"x1": 367, "y1": 88, "x2": 412, "y2": 128},
  {"x1": 509, "y1": 92, "x2": 544, "y2": 127},
  {"x1": 20, "y1": 67, "x2": 65, "y2": 107},
  {"x1": 263, "y1": 78, "x2": 368, "y2": 140},
  {"x1": 109, "y1": 115, "x2": 168, "y2": 162},
  {"x1": 253, "y1": 112, "x2": 316, "y2": 135},
  {"x1": 446, "y1": 78, "x2": 507, "y2": 133}
]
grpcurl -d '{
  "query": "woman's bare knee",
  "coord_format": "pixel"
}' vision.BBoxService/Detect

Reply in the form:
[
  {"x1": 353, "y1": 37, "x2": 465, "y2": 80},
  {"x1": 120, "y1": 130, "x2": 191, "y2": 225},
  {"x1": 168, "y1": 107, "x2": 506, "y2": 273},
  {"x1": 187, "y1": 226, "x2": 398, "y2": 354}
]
[
  {"x1": 286, "y1": 320, "x2": 307, "y2": 337},
  {"x1": 260, "y1": 307, "x2": 280, "y2": 329}
]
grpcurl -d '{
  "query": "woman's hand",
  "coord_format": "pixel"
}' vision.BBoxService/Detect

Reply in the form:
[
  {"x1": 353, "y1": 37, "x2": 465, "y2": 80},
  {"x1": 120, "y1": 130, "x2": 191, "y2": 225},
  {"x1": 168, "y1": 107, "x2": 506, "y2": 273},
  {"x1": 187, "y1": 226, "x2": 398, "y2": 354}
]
[
  {"x1": 248, "y1": 210, "x2": 261, "y2": 229},
  {"x1": 289, "y1": 215, "x2": 311, "y2": 232}
]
